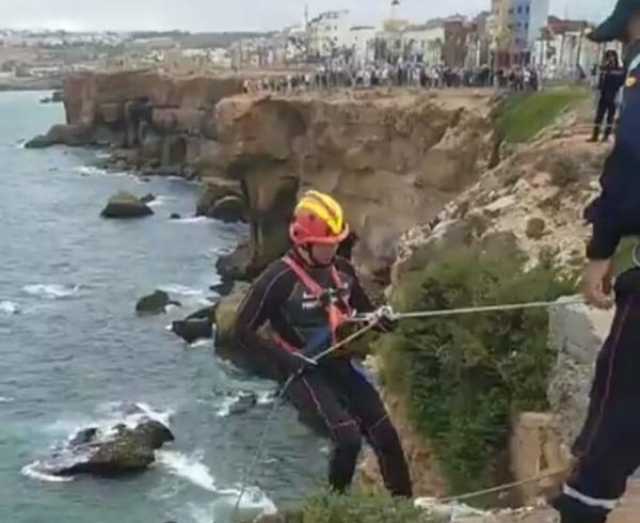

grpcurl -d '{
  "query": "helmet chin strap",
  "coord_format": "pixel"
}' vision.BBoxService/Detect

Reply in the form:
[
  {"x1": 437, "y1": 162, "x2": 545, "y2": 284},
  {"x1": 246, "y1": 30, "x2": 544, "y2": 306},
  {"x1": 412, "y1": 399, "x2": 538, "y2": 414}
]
[{"x1": 298, "y1": 244, "x2": 334, "y2": 268}]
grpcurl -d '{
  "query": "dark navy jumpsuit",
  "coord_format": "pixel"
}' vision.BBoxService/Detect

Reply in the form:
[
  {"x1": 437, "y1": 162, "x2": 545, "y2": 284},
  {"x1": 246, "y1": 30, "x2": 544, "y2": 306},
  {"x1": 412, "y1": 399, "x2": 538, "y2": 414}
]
[
  {"x1": 553, "y1": 42, "x2": 640, "y2": 523},
  {"x1": 233, "y1": 250, "x2": 413, "y2": 497}
]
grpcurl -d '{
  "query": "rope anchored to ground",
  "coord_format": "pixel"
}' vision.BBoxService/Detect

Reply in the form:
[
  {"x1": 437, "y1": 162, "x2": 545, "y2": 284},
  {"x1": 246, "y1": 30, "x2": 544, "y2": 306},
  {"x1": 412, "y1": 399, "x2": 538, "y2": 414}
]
[{"x1": 232, "y1": 296, "x2": 586, "y2": 519}]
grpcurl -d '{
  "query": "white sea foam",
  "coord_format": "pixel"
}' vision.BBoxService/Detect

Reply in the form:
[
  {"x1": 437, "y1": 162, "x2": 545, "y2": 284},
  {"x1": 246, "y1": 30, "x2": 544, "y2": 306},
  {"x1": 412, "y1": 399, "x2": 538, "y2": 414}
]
[
  {"x1": 96, "y1": 401, "x2": 173, "y2": 429},
  {"x1": 21, "y1": 462, "x2": 74, "y2": 483},
  {"x1": 189, "y1": 339, "x2": 212, "y2": 349},
  {"x1": 171, "y1": 217, "x2": 211, "y2": 225},
  {"x1": 215, "y1": 396, "x2": 238, "y2": 418},
  {"x1": 155, "y1": 450, "x2": 217, "y2": 492},
  {"x1": 147, "y1": 198, "x2": 166, "y2": 208},
  {"x1": 74, "y1": 165, "x2": 109, "y2": 176},
  {"x1": 224, "y1": 486, "x2": 278, "y2": 515},
  {"x1": 0, "y1": 396, "x2": 15, "y2": 403},
  {"x1": 48, "y1": 402, "x2": 173, "y2": 443},
  {"x1": 0, "y1": 301, "x2": 20, "y2": 315},
  {"x1": 23, "y1": 284, "x2": 80, "y2": 300},
  {"x1": 256, "y1": 391, "x2": 275, "y2": 406},
  {"x1": 159, "y1": 284, "x2": 204, "y2": 297}
]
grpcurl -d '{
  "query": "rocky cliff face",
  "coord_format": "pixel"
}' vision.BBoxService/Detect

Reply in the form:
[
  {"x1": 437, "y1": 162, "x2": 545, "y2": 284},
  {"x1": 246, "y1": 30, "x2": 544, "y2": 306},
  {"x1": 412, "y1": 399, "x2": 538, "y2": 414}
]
[
  {"x1": 213, "y1": 91, "x2": 497, "y2": 280},
  {"x1": 384, "y1": 106, "x2": 614, "y2": 505},
  {"x1": 62, "y1": 70, "x2": 244, "y2": 127},
  {"x1": 394, "y1": 125, "x2": 610, "y2": 282},
  {"x1": 29, "y1": 71, "x2": 244, "y2": 181},
  {"x1": 34, "y1": 74, "x2": 497, "y2": 284}
]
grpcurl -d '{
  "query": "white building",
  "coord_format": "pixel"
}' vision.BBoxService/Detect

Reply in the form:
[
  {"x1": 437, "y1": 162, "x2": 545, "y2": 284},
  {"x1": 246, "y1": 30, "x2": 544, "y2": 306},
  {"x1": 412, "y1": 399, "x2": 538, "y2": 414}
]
[
  {"x1": 348, "y1": 26, "x2": 377, "y2": 67},
  {"x1": 532, "y1": 17, "x2": 620, "y2": 80},
  {"x1": 401, "y1": 22, "x2": 446, "y2": 65},
  {"x1": 283, "y1": 24, "x2": 307, "y2": 63},
  {"x1": 308, "y1": 10, "x2": 351, "y2": 59}
]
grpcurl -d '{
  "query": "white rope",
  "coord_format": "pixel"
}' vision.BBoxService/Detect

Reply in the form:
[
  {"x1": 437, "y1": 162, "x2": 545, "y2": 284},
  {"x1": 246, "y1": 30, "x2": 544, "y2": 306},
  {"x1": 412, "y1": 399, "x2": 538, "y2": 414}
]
[
  {"x1": 231, "y1": 297, "x2": 585, "y2": 518},
  {"x1": 436, "y1": 467, "x2": 567, "y2": 504},
  {"x1": 347, "y1": 298, "x2": 586, "y2": 324},
  {"x1": 391, "y1": 298, "x2": 585, "y2": 321}
]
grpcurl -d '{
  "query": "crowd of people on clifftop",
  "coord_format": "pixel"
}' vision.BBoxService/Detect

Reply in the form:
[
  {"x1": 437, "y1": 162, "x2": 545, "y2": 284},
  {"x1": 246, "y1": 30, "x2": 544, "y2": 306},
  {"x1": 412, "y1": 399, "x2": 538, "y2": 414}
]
[{"x1": 242, "y1": 62, "x2": 540, "y2": 95}]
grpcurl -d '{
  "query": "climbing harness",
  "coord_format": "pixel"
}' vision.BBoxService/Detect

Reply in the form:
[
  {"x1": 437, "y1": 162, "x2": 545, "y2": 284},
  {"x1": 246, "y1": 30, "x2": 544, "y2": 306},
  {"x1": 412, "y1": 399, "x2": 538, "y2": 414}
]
[
  {"x1": 231, "y1": 296, "x2": 587, "y2": 519},
  {"x1": 282, "y1": 255, "x2": 352, "y2": 340}
]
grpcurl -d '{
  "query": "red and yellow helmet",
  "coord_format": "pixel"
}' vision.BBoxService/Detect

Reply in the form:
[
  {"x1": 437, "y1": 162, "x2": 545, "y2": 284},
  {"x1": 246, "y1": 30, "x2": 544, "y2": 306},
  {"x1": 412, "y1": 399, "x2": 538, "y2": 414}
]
[{"x1": 290, "y1": 190, "x2": 350, "y2": 246}]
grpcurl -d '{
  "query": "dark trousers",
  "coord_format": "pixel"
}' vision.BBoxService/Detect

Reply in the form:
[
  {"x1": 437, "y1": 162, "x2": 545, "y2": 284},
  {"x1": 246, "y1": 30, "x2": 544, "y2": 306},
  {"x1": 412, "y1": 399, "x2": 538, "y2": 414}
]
[
  {"x1": 286, "y1": 358, "x2": 413, "y2": 497},
  {"x1": 553, "y1": 270, "x2": 640, "y2": 522},
  {"x1": 594, "y1": 96, "x2": 617, "y2": 139}
]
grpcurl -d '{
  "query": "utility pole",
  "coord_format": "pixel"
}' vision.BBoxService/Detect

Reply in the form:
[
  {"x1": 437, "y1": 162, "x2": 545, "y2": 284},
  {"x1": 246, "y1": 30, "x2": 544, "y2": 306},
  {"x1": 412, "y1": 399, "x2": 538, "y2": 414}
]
[{"x1": 304, "y1": 3, "x2": 311, "y2": 62}]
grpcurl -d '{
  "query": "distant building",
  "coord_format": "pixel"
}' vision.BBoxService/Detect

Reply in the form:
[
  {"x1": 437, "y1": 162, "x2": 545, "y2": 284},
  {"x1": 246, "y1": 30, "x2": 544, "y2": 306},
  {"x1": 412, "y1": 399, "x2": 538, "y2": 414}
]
[
  {"x1": 401, "y1": 21, "x2": 445, "y2": 65},
  {"x1": 282, "y1": 24, "x2": 307, "y2": 63},
  {"x1": 465, "y1": 11, "x2": 492, "y2": 68},
  {"x1": 490, "y1": 0, "x2": 550, "y2": 66},
  {"x1": 348, "y1": 26, "x2": 377, "y2": 67},
  {"x1": 308, "y1": 10, "x2": 351, "y2": 59},
  {"x1": 130, "y1": 36, "x2": 176, "y2": 50},
  {"x1": 532, "y1": 16, "x2": 621, "y2": 80}
]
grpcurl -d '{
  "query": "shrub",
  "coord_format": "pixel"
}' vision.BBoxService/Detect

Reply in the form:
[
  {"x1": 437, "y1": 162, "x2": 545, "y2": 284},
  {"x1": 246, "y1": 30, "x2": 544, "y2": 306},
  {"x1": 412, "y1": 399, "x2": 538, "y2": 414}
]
[{"x1": 378, "y1": 243, "x2": 574, "y2": 495}]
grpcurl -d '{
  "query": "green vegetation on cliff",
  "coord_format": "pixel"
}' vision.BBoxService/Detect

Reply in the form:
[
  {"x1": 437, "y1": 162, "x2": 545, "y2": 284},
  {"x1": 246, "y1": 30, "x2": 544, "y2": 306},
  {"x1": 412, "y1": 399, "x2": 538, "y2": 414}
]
[
  {"x1": 377, "y1": 242, "x2": 574, "y2": 495},
  {"x1": 497, "y1": 86, "x2": 590, "y2": 143},
  {"x1": 302, "y1": 492, "x2": 430, "y2": 523},
  {"x1": 270, "y1": 492, "x2": 433, "y2": 523}
]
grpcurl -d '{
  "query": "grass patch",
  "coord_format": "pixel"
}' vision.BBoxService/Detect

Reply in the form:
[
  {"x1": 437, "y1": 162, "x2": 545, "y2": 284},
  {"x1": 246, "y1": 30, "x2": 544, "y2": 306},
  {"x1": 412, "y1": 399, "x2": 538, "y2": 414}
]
[
  {"x1": 377, "y1": 243, "x2": 574, "y2": 495},
  {"x1": 300, "y1": 492, "x2": 433, "y2": 523},
  {"x1": 496, "y1": 87, "x2": 589, "y2": 143}
]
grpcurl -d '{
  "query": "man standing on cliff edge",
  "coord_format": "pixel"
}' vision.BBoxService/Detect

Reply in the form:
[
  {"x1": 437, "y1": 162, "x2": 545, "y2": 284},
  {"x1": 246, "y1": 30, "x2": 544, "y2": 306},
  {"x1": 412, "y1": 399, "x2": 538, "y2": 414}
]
[{"x1": 552, "y1": 1, "x2": 640, "y2": 522}]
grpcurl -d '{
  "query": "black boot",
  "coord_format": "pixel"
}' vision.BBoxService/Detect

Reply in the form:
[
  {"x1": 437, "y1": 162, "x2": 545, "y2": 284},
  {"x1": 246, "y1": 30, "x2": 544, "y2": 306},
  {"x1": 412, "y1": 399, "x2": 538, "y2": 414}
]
[
  {"x1": 551, "y1": 494, "x2": 608, "y2": 523},
  {"x1": 588, "y1": 127, "x2": 600, "y2": 143},
  {"x1": 602, "y1": 127, "x2": 612, "y2": 142}
]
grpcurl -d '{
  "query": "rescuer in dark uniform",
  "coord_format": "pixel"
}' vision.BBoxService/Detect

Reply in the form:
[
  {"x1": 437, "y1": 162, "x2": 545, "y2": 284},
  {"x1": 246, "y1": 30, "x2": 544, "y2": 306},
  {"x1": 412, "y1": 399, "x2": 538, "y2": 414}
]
[
  {"x1": 234, "y1": 190, "x2": 413, "y2": 497},
  {"x1": 589, "y1": 50, "x2": 626, "y2": 143},
  {"x1": 553, "y1": 1, "x2": 640, "y2": 522}
]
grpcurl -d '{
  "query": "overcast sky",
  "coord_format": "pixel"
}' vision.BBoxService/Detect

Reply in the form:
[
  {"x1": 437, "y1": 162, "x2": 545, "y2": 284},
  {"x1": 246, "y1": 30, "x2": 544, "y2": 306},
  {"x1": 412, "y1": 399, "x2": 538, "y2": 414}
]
[{"x1": 0, "y1": 0, "x2": 618, "y2": 33}]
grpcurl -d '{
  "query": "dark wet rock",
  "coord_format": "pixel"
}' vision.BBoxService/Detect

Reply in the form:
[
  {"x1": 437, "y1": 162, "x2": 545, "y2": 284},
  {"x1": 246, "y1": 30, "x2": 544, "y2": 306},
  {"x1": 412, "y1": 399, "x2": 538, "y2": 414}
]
[
  {"x1": 210, "y1": 195, "x2": 246, "y2": 223},
  {"x1": 140, "y1": 193, "x2": 156, "y2": 204},
  {"x1": 58, "y1": 420, "x2": 174, "y2": 476},
  {"x1": 209, "y1": 279, "x2": 235, "y2": 297},
  {"x1": 136, "y1": 290, "x2": 181, "y2": 315},
  {"x1": 48, "y1": 419, "x2": 174, "y2": 477},
  {"x1": 213, "y1": 282, "x2": 251, "y2": 349},
  {"x1": 228, "y1": 392, "x2": 258, "y2": 416},
  {"x1": 169, "y1": 213, "x2": 181, "y2": 220},
  {"x1": 185, "y1": 306, "x2": 216, "y2": 321},
  {"x1": 144, "y1": 165, "x2": 182, "y2": 177},
  {"x1": 216, "y1": 241, "x2": 253, "y2": 281},
  {"x1": 196, "y1": 177, "x2": 243, "y2": 217},
  {"x1": 69, "y1": 427, "x2": 98, "y2": 447},
  {"x1": 26, "y1": 124, "x2": 96, "y2": 149},
  {"x1": 101, "y1": 192, "x2": 154, "y2": 219},
  {"x1": 172, "y1": 319, "x2": 213, "y2": 344},
  {"x1": 40, "y1": 91, "x2": 64, "y2": 104}
]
